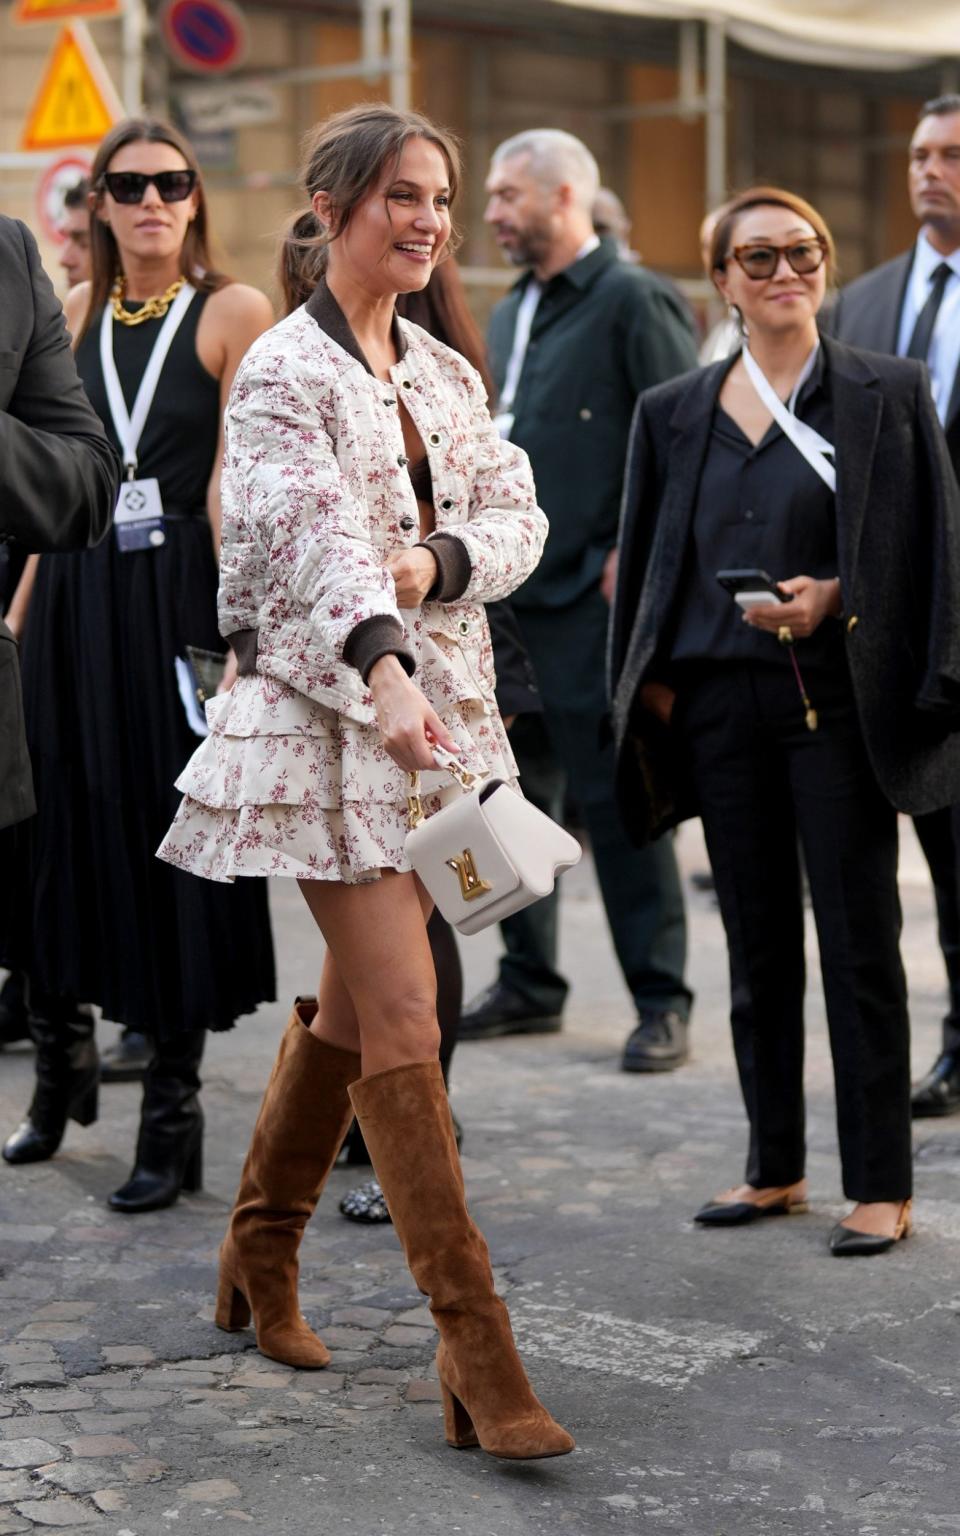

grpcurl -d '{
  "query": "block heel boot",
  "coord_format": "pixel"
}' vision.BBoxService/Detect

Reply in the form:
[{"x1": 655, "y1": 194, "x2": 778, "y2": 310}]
[
  {"x1": 214, "y1": 999, "x2": 361, "y2": 1368},
  {"x1": 3, "y1": 1005, "x2": 99, "y2": 1165},
  {"x1": 349, "y1": 1060, "x2": 574, "y2": 1461},
  {"x1": 109, "y1": 1031, "x2": 205, "y2": 1213}
]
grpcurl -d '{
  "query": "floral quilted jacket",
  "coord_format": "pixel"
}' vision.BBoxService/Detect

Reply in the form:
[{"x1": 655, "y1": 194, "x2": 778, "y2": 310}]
[{"x1": 218, "y1": 280, "x2": 547, "y2": 726}]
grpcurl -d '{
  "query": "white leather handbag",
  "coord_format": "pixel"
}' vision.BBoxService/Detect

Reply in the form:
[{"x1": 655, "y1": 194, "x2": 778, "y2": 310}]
[{"x1": 405, "y1": 753, "x2": 582, "y2": 937}]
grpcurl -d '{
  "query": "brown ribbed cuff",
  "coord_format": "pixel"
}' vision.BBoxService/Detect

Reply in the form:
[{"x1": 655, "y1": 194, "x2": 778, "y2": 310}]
[
  {"x1": 343, "y1": 614, "x2": 416, "y2": 684},
  {"x1": 418, "y1": 533, "x2": 472, "y2": 603},
  {"x1": 226, "y1": 628, "x2": 258, "y2": 676}
]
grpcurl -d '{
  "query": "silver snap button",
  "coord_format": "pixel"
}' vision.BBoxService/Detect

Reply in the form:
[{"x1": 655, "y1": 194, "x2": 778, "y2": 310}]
[
  {"x1": 383, "y1": 397, "x2": 395, "y2": 407},
  {"x1": 401, "y1": 378, "x2": 413, "y2": 390},
  {"x1": 579, "y1": 408, "x2": 592, "y2": 421},
  {"x1": 458, "y1": 619, "x2": 470, "y2": 635},
  {"x1": 397, "y1": 454, "x2": 409, "y2": 467},
  {"x1": 399, "y1": 517, "x2": 415, "y2": 531},
  {"x1": 440, "y1": 498, "x2": 453, "y2": 511},
  {"x1": 429, "y1": 431, "x2": 441, "y2": 445}
]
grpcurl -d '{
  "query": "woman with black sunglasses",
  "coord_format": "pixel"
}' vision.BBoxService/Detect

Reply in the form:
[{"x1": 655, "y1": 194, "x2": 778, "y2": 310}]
[
  {"x1": 2, "y1": 118, "x2": 276, "y2": 1210},
  {"x1": 610, "y1": 185, "x2": 960, "y2": 1256}
]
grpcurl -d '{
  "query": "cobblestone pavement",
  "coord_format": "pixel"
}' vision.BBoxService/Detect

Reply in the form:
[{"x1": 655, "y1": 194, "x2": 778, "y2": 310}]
[{"x1": 1, "y1": 823, "x2": 960, "y2": 1536}]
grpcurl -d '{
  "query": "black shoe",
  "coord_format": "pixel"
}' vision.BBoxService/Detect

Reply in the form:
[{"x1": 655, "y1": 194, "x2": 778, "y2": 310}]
[
  {"x1": 2, "y1": 1005, "x2": 99, "y2": 1164},
  {"x1": 621, "y1": 1010, "x2": 689, "y2": 1073},
  {"x1": 0, "y1": 972, "x2": 31, "y2": 1048},
  {"x1": 100, "y1": 1029, "x2": 154, "y2": 1084},
  {"x1": 694, "y1": 1183, "x2": 808, "y2": 1225},
  {"x1": 829, "y1": 1200, "x2": 912, "y2": 1257},
  {"x1": 911, "y1": 1052, "x2": 960, "y2": 1118},
  {"x1": 108, "y1": 1032, "x2": 205, "y2": 1213},
  {"x1": 458, "y1": 982, "x2": 563, "y2": 1041}
]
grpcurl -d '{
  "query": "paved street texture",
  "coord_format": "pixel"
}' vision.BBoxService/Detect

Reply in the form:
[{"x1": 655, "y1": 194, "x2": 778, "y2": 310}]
[{"x1": 1, "y1": 820, "x2": 959, "y2": 1536}]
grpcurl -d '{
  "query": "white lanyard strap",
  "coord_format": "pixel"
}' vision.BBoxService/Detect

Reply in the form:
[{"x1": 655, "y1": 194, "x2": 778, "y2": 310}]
[
  {"x1": 100, "y1": 282, "x2": 196, "y2": 475},
  {"x1": 498, "y1": 280, "x2": 542, "y2": 415},
  {"x1": 741, "y1": 342, "x2": 837, "y2": 493}
]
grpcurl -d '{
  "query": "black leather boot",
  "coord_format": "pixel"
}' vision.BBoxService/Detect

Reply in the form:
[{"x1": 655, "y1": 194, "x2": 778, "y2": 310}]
[
  {"x1": 108, "y1": 1032, "x2": 205, "y2": 1213},
  {"x1": 2, "y1": 1004, "x2": 99, "y2": 1164}
]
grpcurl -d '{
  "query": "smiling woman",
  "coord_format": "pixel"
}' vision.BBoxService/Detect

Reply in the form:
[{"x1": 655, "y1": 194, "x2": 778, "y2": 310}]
[
  {"x1": 156, "y1": 102, "x2": 574, "y2": 1462},
  {"x1": 610, "y1": 184, "x2": 960, "y2": 1262}
]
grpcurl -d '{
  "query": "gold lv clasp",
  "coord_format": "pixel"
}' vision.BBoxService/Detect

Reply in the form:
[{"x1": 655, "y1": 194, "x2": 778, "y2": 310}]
[{"x1": 446, "y1": 849, "x2": 493, "y2": 902}]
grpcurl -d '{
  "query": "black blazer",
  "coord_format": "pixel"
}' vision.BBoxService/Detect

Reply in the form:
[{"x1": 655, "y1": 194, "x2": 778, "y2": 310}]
[
  {"x1": 0, "y1": 217, "x2": 119, "y2": 830},
  {"x1": 610, "y1": 334, "x2": 960, "y2": 845},
  {"x1": 826, "y1": 250, "x2": 960, "y2": 478}
]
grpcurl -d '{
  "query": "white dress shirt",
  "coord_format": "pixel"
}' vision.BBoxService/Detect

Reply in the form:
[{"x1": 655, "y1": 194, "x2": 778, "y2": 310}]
[{"x1": 896, "y1": 233, "x2": 960, "y2": 424}]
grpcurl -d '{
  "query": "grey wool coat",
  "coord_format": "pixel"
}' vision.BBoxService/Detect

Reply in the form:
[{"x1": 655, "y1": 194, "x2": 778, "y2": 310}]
[
  {"x1": 0, "y1": 217, "x2": 118, "y2": 829},
  {"x1": 609, "y1": 333, "x2": 960, "y2": 846}
]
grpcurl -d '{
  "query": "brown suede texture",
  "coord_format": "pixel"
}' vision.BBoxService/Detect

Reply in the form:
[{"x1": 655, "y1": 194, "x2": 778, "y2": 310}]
[
  {"x1": 218, "y1": 1000, "x2": 360, "y2": 1367},
  {"x1": 349, "y1": 1061, "x2": 574, "y2": 1458}
]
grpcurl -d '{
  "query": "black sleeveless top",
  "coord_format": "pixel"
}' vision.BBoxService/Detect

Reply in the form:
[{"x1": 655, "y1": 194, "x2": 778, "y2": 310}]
[{"x1": 75, "y1": 288, "x2": 220, "y2": 513}]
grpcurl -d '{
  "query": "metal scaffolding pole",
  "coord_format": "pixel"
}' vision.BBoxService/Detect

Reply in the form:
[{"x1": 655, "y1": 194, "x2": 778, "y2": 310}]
[
  {"x1": 704, "y1": 16, "x2": 728, "y2": 212},
  {"x1": 122, "y1": 0, "x2": 146, "y2": 115}
]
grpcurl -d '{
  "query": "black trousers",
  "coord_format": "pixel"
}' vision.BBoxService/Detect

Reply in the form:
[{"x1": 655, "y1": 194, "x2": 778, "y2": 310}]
[
  {"x1": 912, "y1": 805, "x2": 960, "y2": 1055},
  {"x1": 674, "y1": 662, "x2": 911, "y2": 1203},
  {"x1": 497, "y1": 592, "x2": 691, "y2": 1021}
]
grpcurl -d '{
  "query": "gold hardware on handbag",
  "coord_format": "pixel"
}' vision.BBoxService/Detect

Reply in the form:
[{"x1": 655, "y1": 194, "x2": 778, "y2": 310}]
[{"x1": 405, "y1": 748, "x2": 581, "y2": 936}]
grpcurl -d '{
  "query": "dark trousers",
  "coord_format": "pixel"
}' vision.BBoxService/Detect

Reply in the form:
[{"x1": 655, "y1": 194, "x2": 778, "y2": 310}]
[
  {"x1": 912, "y1": 806, "x2": 960, "y2": 1055},
  {"x1": 674, "y1": 663, "x2": 911, "y2": 1203},
  {"x1": 499, "y1": 594, "x2": 691, "y2": 1021}
]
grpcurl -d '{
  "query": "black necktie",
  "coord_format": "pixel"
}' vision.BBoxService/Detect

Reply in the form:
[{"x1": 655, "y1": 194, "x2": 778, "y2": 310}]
[{"x1": 906, "y1": 262, "x2": 953, "y2": 361}]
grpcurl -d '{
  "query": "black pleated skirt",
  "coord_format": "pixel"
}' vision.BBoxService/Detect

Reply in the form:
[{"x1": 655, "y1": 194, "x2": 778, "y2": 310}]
[{"x1": 8, "y1": 515, "x2": 276, "y2": 1038}]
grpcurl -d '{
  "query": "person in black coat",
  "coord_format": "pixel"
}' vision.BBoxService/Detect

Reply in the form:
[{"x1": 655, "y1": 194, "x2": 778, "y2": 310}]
[
  {"x1": 611, "y1": 186, "x2": 960, "y2": 1258},
  {"x1": 827, "y1": 94, "x2": 960, "y2": 1118},
  {"x1": 0, "y1": 215, "x2": 118, "y2": 834}
]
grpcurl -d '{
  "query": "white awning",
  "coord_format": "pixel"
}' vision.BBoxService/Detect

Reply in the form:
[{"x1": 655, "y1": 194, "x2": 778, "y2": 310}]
[{"x1": 550, "y1": 0, "x2": 959, "y2": 70}]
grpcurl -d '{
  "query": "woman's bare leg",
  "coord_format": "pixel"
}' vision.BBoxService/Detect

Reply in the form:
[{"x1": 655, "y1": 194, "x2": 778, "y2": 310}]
[{"x1": 298, "y1": 872, "x2": 439, "y2": 1075}]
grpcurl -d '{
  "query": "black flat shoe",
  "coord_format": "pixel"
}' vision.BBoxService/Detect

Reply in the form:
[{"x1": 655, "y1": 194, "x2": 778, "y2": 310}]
[
  {"x1": 458, "y1": 982, "x2": 563, "y2": 1041},
  {"x1": 695, "y1": 1184, "x2": 808, "y2": 1225},
  {"x1": 621, "y1": 1011, "x2": 689, "y2": 1073},
  {"x1": 911, "y1": 1053, "x2": 960, "y2": 1118},
  {"x1": 100, "y1": 1029, "x2": 154, "y2": 1084},
  {"x1": 829, "y1": 1200, "x2": 912, "y2": 1257}
]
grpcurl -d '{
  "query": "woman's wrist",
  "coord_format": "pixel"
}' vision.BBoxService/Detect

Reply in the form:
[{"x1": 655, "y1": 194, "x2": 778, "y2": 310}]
[{"x1": 368, "y1": 653, "x2": 410, "y2": 693}]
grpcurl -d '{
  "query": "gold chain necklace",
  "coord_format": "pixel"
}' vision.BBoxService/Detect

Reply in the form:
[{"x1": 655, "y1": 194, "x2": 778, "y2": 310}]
[{"x1": 110, "y1": 273, "x2": 185, "y2": 326}]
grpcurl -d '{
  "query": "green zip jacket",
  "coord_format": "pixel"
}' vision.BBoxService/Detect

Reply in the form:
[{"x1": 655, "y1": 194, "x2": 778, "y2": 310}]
[{"x1": 488, "y1": 237, "x2": 698, "y2": 612}]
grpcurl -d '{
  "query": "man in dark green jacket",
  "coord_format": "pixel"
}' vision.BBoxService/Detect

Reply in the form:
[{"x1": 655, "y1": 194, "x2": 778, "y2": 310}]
[{"x1": 460, "y1": 128, "x2": 698, "y2": 1072}]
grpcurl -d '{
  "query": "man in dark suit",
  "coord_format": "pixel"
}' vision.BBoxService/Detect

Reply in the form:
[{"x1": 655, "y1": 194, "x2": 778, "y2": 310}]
[
  {"x1": 0, "y1": 215, "x2": 118, "y2": 1034},
  {"x1": 459, "y1": 128, "x2": 698, "y2": 1072},
  {"x1": 830, "y1": 93, "x2": 960, "y2": 1117}
]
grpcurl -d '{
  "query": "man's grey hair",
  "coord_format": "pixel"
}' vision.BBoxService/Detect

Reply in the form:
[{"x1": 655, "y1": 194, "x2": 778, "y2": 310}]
[{"x1": 491, "y1": 129, "x2": 600, "y2": 212}]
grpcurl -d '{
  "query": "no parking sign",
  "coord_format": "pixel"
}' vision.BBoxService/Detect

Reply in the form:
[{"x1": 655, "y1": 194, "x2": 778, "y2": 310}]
[
  {"x1": 35, "y1": 153, "x2": 93, "y2": 244},
  {"x1": 160, "y1": 0, "x2": 247, "y2": 74}
]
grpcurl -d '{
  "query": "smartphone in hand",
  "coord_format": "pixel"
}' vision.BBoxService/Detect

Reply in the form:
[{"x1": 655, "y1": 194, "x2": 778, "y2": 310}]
[{"x1": 716, "y1": 568, "x2": 791, "y2": 611}]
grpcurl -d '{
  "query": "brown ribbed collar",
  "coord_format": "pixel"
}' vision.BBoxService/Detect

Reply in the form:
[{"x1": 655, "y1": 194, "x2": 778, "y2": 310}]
[{"x1": 305, "y1": 277, "x2": 408, "y2": 375}]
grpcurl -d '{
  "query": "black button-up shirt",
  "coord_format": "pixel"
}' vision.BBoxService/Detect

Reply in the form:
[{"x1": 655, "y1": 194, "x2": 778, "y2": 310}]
[{"x1": 670, "y1": 347, "x2": 844, "y2": 671}]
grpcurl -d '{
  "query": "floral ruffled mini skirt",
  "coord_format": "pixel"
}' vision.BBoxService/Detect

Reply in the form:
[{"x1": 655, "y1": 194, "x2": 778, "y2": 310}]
[{"x1": 156, "y1": 640, "x2": 517, "y2": 885}]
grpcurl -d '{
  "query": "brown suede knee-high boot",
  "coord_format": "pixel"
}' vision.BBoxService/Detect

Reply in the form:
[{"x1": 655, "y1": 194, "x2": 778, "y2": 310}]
[
  {"x1": 215, "y1": 998, "x2": 360, "y2": 1367},
  {"x1": 349, "y1": 1060, "x2": 574, "y2": 1460}
]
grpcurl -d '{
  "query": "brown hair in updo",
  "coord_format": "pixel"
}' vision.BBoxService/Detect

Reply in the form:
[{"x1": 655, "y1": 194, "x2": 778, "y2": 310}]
[
  {"x1": 708, "y1": 185, "x2": 837, "y2": 288},
  {"x1": 278, "y1": 102, "x2": 462, "y2": 315}
]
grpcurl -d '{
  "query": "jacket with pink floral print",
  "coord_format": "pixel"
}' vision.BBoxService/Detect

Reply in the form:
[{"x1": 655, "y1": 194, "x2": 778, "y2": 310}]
[{"x1": 217, "y1": 284, "x2": 547, "y2": 726}]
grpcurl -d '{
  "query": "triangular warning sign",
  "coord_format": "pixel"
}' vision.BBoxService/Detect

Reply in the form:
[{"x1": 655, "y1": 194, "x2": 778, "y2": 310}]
[
  {"x1": 14, "y1": 0, "x2": 121, "y2": 24},
  {"x1": 20, "y1": 23, "x2": 123, "y2": 151}
]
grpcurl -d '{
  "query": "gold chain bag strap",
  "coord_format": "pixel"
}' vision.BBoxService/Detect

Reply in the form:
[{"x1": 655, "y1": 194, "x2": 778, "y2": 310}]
[{"x1": 405, "y1": 748, "x2": 581, "y2": 937}]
